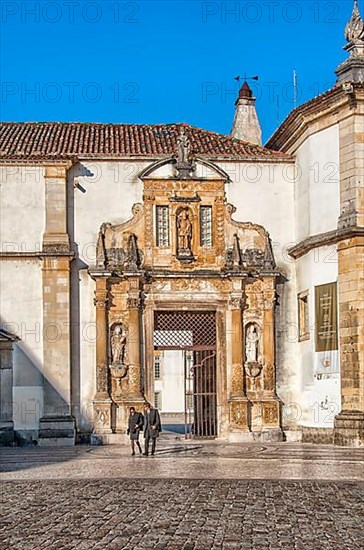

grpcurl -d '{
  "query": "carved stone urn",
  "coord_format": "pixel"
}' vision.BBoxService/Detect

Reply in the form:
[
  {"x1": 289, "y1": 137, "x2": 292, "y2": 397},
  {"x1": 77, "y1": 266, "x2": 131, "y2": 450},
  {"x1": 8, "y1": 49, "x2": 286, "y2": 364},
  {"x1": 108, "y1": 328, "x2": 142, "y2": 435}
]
[
  {"x1": 109, "y1": 364, "x2": 128, "y2": 398},
  {"x1": 245, "y1": 361, "x2": 263, "y2": 390}
]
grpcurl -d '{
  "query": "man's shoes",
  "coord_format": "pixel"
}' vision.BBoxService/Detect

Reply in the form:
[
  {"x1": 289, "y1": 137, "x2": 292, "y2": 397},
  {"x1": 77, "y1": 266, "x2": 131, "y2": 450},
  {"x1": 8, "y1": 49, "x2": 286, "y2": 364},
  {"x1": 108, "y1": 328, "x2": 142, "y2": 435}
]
[
  {"x1": 142, "y1": 452, "x2": 148, "y2": 456},
  {"x1": 131, "y1": 451, "x2": 135, "y2": 456}
]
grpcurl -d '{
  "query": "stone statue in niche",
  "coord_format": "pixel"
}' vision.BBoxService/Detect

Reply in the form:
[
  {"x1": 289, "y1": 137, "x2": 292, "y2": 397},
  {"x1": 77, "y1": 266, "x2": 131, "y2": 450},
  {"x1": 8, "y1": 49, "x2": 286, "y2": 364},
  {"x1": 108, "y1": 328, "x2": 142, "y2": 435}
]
[
  {"x1": 175, "y1": 127, "x2": 195, "y2": 179},
  {"x1": 245, "y1": 324, "x2": 259, "y2": 363},
  {"x1": 177, "y1": 209, "x2": 193, "y2": 255},
  {"x1": 110, "y1": 324, "x2": 127, "y2": 365},
  {"x1": 177, "y1": 127, "x2": 190, "y2": 164}
]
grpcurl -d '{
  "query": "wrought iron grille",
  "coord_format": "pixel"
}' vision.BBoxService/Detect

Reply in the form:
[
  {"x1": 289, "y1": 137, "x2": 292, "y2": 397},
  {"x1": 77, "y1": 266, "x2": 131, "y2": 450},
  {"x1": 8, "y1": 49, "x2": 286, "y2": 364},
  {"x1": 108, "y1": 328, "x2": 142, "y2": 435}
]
[{"x1": 154, "y1": 311, "x2": 216, "y2": 349}]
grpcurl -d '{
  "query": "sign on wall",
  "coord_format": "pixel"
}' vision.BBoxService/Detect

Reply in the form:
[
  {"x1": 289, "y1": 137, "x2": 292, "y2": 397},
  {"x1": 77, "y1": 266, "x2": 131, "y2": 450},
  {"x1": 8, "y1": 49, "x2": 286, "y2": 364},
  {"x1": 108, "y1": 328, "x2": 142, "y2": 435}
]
[{"x1": 315, "y1": 282, "x2": 338, "y2": 352}]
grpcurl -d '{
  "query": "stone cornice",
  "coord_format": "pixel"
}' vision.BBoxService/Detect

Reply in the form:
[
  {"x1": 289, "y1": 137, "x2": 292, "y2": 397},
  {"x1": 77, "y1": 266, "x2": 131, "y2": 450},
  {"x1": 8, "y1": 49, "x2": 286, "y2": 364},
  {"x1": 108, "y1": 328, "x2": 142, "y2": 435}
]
[
  {"x1": 266, "y1": 83, "x2": 364, "y2": 154},
  {"x1": 0, "y1": 251, "x2": 75, "y2": 260},
  {"x1": 288, "y1": 226, "x2": 364, "y2": 259},
  {"x1": 0, "y1": 159, "x2": 75, "y2": 167}
]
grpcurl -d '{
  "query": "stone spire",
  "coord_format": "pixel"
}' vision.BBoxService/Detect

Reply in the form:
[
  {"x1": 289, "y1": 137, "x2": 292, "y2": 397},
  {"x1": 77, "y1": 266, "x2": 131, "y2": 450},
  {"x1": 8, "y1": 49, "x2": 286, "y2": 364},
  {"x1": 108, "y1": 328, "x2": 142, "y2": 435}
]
[
  {"x1": 336, "y1": 0, "x2": 364, "y2": 83},
  {"x1": 231, "y1": 81, "x2": 262, "y2": 145}
]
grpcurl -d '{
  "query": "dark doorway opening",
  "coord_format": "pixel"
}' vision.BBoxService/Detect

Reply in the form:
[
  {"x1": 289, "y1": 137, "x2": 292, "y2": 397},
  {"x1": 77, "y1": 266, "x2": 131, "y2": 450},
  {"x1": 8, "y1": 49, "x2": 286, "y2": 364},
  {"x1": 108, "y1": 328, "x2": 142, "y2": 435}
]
[{"x1": 154, "y1": 311, "x2": 217, "y2": 439}]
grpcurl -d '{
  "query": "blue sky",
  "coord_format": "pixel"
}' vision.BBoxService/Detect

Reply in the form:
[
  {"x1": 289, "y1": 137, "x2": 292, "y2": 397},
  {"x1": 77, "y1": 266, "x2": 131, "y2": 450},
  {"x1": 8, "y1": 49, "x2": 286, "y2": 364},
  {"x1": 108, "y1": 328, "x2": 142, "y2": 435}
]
[{"x1": 0, "y1": 0, "x2": 359, "y2": 142}]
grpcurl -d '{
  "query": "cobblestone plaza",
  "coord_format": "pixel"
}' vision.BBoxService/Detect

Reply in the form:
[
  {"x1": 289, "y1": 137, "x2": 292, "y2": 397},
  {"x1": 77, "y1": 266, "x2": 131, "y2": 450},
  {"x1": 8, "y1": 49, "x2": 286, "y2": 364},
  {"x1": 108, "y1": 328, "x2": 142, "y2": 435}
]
[{"x1": 1, "y1": 441, "x2": 363, "y2": 549}]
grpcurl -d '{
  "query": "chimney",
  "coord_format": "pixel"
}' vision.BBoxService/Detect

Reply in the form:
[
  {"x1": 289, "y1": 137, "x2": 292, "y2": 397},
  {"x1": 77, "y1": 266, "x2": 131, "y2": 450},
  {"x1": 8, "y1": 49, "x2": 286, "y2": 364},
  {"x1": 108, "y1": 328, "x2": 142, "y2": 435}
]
[{"x1": 231, "y1": 81, "x2": 262, "y2": 145}]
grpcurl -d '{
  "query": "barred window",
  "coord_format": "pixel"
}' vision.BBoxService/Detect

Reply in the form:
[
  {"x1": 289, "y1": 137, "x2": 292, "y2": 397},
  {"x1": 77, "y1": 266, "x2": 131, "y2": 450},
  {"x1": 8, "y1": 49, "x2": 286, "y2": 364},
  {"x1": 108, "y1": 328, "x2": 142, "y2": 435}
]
[
  {"x1": 200, "y1": 206, "x2": 213, "y2": 247},
  {"x1": 156, "y1": 206, "x2": 169, "y2": 247},
  {"x1": 154, "y1": 354, "x2": 161, "y2": 379}
]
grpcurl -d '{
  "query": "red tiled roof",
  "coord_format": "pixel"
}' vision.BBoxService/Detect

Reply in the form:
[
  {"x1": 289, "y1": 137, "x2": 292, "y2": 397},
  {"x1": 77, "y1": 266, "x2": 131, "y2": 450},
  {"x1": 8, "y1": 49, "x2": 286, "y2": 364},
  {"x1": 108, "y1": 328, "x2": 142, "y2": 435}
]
[{"x1": 0, "y1": 122, "x2": 292, "y2": 161}]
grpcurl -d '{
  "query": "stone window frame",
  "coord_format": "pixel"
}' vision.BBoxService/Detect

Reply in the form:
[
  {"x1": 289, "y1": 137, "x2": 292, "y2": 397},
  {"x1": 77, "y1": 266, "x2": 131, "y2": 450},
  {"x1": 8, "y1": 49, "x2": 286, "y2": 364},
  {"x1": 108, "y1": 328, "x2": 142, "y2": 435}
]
[
  {"x1": 298, "y1": 290, "x2": 310, "y2": 342},
  {"x1": 155, "y1": 205, "x2": 170, "y2": 247}
]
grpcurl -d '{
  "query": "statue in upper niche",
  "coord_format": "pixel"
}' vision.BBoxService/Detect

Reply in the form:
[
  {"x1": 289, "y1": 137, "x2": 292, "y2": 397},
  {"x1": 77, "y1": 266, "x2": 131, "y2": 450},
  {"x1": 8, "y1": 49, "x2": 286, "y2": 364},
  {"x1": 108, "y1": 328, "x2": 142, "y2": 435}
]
[
  {"x1": 111, "y1": 324, "x2": 127, "y2": 365},
  {"x1": 246, "y1": 325, "x2": 259, "y2": 363},
  {"x1": 177, "y1": 209, "x2": 192, "y2": 253}
]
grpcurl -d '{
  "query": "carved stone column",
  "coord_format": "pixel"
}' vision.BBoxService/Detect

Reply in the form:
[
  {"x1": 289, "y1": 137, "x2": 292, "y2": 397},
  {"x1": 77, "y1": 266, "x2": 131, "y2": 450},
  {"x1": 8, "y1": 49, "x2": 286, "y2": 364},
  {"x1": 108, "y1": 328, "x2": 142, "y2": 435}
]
[
  {"x1": 258, "y1": 277, "x2": 282, "y2": 435},
  {"x1": 127, "y1": 277, "x2": 144, "y2": 402},
  {"x1": 93, "y1": 278, "x2": 113, "y2": 435},
  {"x1": 229, "y1": 293, "x2": 250, "y2": 435}
]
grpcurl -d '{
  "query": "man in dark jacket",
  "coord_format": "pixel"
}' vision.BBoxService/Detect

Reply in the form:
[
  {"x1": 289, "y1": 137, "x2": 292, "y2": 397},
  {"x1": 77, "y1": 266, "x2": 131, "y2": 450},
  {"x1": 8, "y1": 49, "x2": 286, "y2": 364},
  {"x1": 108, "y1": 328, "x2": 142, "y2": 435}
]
[{"x1": 143, "y1": 402, "x2": 161, "y2": 456}]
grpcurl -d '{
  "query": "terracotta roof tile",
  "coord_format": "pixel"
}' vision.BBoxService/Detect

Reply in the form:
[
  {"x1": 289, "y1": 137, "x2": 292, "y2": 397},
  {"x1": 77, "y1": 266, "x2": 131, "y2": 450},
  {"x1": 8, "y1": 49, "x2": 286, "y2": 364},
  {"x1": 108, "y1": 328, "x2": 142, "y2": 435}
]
[{"x1": 0, "y1": 122, "x2": 292, "y2": 161}]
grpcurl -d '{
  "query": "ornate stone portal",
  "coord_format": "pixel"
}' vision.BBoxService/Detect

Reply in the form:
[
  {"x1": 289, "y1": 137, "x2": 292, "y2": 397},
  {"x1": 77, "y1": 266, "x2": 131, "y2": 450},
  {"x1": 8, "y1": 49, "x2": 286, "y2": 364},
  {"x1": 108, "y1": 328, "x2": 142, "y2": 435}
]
[{"x1": 89, "y1": 156, "x2": 283, "y2": 441}]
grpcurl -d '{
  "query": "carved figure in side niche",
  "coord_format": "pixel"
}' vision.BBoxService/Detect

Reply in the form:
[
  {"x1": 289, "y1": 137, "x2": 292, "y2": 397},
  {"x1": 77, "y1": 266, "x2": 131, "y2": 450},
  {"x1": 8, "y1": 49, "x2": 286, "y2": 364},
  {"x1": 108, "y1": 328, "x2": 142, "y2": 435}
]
[
  {"x1": 246, "y1": 325, "x2": 259, "y2": 363},
  {"x1": 177, "y1": 209, "x2": 192, "y2": 252},
  {"x1": 111, "y1": 324, "x2": 127, "y2": 365}
]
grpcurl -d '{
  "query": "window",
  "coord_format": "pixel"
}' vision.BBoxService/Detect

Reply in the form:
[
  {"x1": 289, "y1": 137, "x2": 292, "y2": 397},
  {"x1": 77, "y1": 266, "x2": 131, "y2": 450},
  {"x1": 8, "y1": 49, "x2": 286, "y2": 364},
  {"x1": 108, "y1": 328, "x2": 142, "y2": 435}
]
[
  {"x1": 154, "y1": 354, "x2": 161, "y2": 379},
  {"x1": 200, "y1": 206, "x2": 213, "y2": 247},
  {"x1": 298, "y1": 291, "x2": 310, "y2": 342},
  {"x1": 156, "y1": 206, "x2": 169, "y2": 247},
  {"x1": 154, "y1": 391, "x2": 162, "y2": 410},
  {"x1": 315, "y1": 282, "x2": 338, "y2": 352}
]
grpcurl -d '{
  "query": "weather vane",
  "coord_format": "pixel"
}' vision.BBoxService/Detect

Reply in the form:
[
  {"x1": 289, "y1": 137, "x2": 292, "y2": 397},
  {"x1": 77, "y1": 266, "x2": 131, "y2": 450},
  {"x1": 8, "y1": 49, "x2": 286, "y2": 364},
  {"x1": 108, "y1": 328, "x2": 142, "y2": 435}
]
[{"x1": 234, "y1": 75, "x2": 259, "y2": 82}]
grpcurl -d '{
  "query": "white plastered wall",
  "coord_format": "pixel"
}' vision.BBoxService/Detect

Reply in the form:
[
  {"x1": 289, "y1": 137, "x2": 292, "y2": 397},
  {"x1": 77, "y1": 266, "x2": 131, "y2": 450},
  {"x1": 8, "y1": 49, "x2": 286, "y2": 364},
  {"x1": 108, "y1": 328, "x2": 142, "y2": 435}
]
[
  {"x1": 220, "y1": 161, "x2": 299, "y2": 423},
  {"x1": 294, "y1": 124, "x2": 340, "y2": 241},
  {"x1": 0, "y1": 167, "x2": 45, "y2": 438},
  {"x1": 68, "y1": 160, "x2": 149, "y2": 430},
  {"x1": 292, "y1": 123, "x2": 341, "y2": 430}
]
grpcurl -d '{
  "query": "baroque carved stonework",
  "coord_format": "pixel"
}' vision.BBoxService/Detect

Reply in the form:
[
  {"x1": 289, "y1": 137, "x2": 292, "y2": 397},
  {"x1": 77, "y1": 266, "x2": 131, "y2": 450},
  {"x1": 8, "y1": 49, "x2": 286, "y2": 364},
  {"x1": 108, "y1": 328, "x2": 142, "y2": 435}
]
[
  {"x1": 230, "y1": 401, "x2": 248, "y2": 428},
  {"x1": 263, "y1": 402, "x2": 279, "y2": 425},
  {"x1": 127, "y1": 298, "x2": 140, "y2": 310},
  {"x1": 90, "y1": 163, "x2": 282, "y2": 438},
  {"x1": 96, "y1": 364, "x2": 109, "y2": 394}
]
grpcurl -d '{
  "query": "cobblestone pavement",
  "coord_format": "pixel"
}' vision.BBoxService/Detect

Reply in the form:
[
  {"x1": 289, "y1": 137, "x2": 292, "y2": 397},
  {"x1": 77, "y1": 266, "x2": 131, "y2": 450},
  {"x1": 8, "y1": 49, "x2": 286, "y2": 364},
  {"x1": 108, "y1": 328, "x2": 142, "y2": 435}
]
[
  {"x1": 1, "y1": 441, "x2": 363, "y2": 481},
  {"x1": 0, "y1": 443, "x2": 363, "y2": 549},
  {"x1": 1, "y1": 479, "x2": 363, "y2": 549}
]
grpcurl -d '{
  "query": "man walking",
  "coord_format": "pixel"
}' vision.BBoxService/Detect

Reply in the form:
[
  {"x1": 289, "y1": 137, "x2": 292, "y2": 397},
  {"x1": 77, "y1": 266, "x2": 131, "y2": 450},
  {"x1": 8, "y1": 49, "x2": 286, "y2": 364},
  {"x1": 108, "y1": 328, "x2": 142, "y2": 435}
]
[{"x1": 143, "y1": 402, "x2": 161, "y2": 456}]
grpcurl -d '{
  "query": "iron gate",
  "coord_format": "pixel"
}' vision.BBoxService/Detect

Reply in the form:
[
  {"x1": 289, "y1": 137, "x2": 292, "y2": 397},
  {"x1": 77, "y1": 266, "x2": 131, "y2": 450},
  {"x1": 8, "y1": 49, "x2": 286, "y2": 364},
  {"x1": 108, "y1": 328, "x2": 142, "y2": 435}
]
[{"x1": 154, "y1": 311, "x2": 217, "y2": 439}]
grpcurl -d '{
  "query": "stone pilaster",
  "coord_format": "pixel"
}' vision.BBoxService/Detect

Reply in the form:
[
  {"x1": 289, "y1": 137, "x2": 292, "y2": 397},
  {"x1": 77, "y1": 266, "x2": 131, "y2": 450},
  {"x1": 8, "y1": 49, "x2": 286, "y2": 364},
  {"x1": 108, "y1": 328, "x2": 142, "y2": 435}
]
[
  {"x1": 229, "y1": 294, "x2": 250, "y2": 432},
  {"x1": 92, "y1": 278, "x2": 113, "y2": 435},
  {"x1": 334, "y1": 236, "x2": 364, "y2": 446},
  {"x1": 39, "y1": 163, "x2": 75, "y2": 446},
  {"x1": 43, "y1": 165, "x2": 70, "y2": 253},
  {"x1": 334, "y1": 105, "x2": 364, "y2": 447}
]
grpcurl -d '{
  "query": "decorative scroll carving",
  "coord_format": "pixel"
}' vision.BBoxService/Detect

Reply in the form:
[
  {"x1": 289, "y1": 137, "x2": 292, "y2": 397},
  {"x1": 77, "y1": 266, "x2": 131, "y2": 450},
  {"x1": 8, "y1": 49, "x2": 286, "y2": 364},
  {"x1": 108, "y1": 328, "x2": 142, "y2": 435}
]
[
  {"x1": 96, "y1": 204, "x2": 144, "y2": 269},
  {"x1": 225, "y1": 204, "x2": 275, "y2": 270}
]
